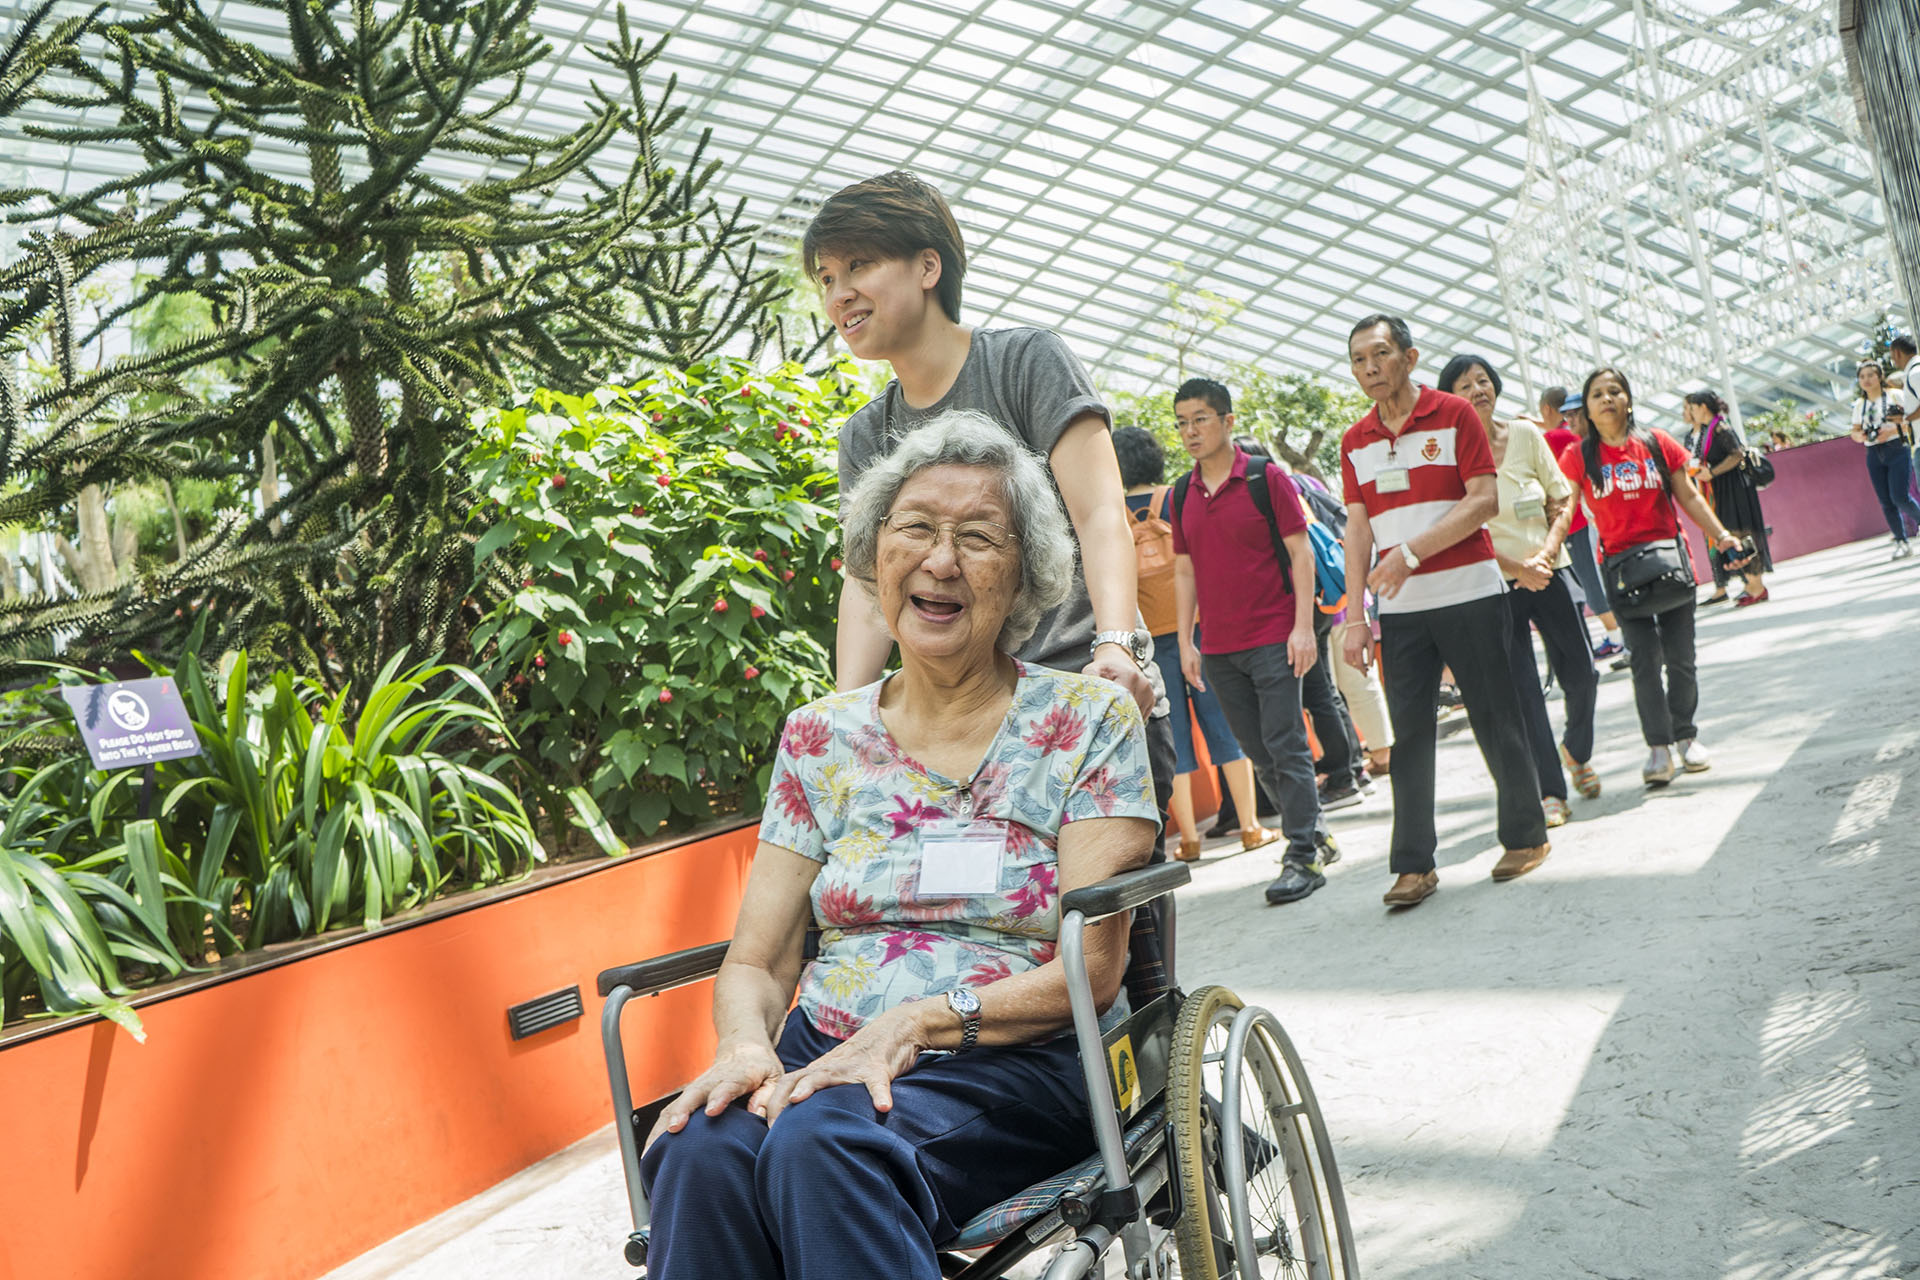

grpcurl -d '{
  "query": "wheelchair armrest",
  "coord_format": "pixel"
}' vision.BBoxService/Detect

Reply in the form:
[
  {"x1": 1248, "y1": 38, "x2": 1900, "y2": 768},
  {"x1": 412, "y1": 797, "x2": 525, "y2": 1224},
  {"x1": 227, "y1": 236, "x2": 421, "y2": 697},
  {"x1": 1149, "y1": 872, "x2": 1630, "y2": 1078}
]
[
  {"x1": 596, "y1": 940, "x2": 732, "y2": 998},
  {"x1": 1060, "y1": 862, "x2": 1190, "y2": 924}
]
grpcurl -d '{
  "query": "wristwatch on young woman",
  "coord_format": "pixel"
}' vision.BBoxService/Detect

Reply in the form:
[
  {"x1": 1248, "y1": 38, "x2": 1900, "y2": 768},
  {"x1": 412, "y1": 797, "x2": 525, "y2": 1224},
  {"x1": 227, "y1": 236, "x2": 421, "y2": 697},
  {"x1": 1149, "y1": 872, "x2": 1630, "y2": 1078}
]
[{"x1": 1091, "y1": 628, "x2": 1152, "y2": 668}]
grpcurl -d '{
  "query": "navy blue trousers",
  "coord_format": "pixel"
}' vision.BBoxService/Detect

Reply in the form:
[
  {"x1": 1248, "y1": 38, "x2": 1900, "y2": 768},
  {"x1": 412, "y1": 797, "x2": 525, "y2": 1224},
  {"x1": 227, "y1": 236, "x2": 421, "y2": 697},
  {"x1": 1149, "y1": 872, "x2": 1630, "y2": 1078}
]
[{"x1": 640, "y1": 1009, "x2": 1095, "y2": 1279}]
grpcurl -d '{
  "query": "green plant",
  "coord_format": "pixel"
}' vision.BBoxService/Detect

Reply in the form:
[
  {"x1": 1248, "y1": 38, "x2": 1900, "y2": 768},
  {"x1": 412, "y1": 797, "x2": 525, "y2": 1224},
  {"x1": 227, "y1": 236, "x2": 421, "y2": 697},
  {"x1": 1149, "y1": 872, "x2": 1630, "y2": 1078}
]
[
  {"x1": 467, "y1": 358, "x2": 860, "y2": 838},
  {"x1": 0, "y1": 646, "x2": 567, "y2": 1033},
  {"x1": 1100, "y1": 366, "x2": 1366, "y2": 481},
  {"x1": 1745, "y1": 397, "x2": 1832, "y2": 448},
  {"x1": 2, "y1": 0, "x2": 785, "y2": 691},
  {"x1": 1, "y1": 747, "x2": 203, "y2": 1040}
]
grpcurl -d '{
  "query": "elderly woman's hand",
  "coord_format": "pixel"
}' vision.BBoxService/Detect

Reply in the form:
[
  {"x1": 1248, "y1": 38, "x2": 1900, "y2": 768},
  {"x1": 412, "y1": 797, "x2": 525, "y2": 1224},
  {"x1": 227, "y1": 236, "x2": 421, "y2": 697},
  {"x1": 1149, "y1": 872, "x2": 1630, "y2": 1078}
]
[
  {"x1": 761, "y1": 1003, "x2": 934, "y2": 1124},
  {"x1": 645, "y1": 1039, "x2": 786, "y2": 1153}
]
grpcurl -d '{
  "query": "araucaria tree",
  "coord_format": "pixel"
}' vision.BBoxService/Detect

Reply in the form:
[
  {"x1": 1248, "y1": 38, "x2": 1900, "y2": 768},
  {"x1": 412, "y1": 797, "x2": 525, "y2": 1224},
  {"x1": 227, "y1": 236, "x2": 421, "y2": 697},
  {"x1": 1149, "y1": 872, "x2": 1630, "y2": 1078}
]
[{"x1": 1, "y1": 0, "x2": 781, "y2": 688}]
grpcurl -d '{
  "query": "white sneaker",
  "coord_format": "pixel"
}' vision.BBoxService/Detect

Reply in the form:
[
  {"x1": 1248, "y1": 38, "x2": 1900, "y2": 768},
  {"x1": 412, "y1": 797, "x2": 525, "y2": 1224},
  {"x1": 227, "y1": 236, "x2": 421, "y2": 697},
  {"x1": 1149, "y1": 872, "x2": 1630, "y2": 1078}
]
[
  {"x1": 1677, "y1": 738, "x2": 1712, "y2": 772},
  {"x1": 1643, "y1": 745, "x2": 1677, "y2": 787}
]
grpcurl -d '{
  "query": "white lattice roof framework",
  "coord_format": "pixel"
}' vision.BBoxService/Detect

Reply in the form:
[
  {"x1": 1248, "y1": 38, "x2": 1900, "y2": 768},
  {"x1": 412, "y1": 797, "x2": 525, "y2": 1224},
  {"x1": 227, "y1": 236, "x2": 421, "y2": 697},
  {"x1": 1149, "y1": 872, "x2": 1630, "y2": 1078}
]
[
  {"x1": 1494, "y1": 0, "x2": 1888, "y2": 420},
  {"x1": 3, "y1": 0, "x2": 1896, "y2": 419}
]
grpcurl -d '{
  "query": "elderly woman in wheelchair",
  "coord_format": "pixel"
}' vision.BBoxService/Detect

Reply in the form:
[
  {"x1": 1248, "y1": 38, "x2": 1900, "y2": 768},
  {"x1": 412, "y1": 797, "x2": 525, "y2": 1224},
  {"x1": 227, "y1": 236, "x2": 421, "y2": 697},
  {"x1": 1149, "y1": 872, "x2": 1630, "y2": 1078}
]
[{"x1": 603, "y1": 410, "x2": 1358, "y2": 1280}]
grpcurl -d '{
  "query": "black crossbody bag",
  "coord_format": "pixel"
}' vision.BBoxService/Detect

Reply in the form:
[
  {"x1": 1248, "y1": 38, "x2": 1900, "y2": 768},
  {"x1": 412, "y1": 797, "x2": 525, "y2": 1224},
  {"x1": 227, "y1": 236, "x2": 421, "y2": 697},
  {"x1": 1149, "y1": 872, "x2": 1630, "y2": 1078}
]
[{"x1": 1598, "y1": 437, "x2": 1696, "y2": 620}]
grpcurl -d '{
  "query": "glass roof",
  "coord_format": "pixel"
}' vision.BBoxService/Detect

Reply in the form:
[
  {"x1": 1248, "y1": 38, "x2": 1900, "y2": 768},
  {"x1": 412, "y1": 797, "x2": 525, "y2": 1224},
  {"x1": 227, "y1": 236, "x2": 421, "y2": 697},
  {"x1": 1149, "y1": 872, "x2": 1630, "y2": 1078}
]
[{"x1": 6, "y1": 0, "x2": 1894, "y2": 419}]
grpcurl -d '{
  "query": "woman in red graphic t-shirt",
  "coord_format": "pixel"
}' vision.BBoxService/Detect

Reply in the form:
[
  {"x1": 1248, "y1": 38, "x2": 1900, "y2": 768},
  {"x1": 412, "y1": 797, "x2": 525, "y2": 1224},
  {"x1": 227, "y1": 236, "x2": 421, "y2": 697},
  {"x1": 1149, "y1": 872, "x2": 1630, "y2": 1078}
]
[{"x1": 1559, "y1": 367, "x2": 1749, "y2": 788}]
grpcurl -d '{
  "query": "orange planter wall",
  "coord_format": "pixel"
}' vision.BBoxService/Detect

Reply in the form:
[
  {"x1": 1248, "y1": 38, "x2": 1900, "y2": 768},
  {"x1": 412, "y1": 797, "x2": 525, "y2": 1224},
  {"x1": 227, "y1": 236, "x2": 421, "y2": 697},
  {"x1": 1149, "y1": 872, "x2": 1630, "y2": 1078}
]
[{"x1": 0, "y1": 823, "x2": 758, "y2": 1280}]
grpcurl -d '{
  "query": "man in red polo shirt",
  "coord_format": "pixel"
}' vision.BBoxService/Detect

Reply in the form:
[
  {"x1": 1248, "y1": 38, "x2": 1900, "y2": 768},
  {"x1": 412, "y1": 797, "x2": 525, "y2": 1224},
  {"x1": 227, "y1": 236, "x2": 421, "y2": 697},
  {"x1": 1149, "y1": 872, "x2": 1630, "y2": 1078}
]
[
  {"x1": 1170, "y1": 378, "x2": 1339, "y2": 905},
  {"x1": 1338, "y1": 315, "x2": 1550, "y2": 908}
]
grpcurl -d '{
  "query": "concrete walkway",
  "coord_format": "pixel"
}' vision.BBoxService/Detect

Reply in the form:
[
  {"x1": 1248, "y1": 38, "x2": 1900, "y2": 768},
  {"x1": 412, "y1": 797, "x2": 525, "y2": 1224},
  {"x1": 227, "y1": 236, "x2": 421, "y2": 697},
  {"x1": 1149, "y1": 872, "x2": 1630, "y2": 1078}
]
[{"x1": 324, "y1": 538, "x2": 1920, "y2": 1280}]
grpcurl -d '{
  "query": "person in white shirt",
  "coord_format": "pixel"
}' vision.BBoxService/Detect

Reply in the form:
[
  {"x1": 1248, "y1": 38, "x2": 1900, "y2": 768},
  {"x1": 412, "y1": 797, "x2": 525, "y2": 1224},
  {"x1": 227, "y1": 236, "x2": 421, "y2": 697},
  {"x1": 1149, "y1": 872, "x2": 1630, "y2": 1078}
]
[{"x1": 1850, "y1": 360, "x2": 1920, "y2": 559}]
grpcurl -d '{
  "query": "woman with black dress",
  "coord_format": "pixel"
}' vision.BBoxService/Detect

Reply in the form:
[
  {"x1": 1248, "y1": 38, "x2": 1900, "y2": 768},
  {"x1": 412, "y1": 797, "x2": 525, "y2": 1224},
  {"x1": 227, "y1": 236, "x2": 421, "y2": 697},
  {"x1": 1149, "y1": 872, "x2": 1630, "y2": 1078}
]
[{"x1": 1681, "y1": 391, "x2": 1771, "y2": 607}]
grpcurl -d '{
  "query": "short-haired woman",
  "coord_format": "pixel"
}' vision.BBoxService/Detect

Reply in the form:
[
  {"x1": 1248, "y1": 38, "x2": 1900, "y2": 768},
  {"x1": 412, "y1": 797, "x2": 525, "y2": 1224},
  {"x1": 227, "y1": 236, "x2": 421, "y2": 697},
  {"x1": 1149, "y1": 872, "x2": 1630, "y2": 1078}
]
[
  {"x1": 1851, "y1": 360, "x2": 1920, "y2": 559},
  {"x1": 1560, "y1": 368, "x2": 1751, "y2": 786},
  {"x1": 1442, "y1": 353, "x2": 1601, "y2": 821},
  {"x1": 1682, "y1": 390, "x2": 1771, "y2": 605},
  {"x1": 641, "y1": 410, "x2": 1161, "y2": 1279},
  {"x1": 1112, "y1": 425, "x2": 1274, "y2": 859}
]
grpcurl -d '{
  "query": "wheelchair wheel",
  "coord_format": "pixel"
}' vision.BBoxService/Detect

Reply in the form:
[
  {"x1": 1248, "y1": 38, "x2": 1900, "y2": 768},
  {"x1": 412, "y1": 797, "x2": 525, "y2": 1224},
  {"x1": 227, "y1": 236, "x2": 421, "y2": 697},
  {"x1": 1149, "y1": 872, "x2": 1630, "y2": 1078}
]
[{"x1": 1169, "y1": 986, "x2": 1357, "y2": 1279}]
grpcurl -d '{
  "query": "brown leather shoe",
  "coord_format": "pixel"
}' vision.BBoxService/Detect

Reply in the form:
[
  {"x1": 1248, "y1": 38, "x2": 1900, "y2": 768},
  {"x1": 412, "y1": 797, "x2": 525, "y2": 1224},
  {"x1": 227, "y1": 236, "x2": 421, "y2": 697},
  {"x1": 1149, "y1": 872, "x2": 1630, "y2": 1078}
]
[
  {"x1": 1175, "y1": 836, "x2": 1203, "y2": 863},
  {"x1": 1491, "y1": 843, "x2": 1551, "y2": 882},
  {"x1": 1382, "y1": 871, "x2": 1438, "y2": 907},
  {"x1": 1241, "y1": 825, "x2": 1280, "y2": 853}
]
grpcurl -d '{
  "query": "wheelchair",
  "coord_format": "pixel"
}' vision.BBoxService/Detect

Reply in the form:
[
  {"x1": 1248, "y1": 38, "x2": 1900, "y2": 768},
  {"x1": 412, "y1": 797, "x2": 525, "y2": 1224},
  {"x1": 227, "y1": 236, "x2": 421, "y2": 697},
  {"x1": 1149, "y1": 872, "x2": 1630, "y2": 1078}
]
[{"x1": 598, "y1": 860, "x2": 1360, "y2": 1279}]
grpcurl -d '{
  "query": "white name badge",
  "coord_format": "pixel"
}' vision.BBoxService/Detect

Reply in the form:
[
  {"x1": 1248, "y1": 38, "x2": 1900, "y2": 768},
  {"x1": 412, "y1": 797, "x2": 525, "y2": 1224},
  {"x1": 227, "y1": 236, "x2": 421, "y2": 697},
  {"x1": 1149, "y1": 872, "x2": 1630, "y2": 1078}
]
[
  {"x1": 1375, "y1": 467, "x2": 1412, "y2": 494},
  {"x1": 1514, "y1": 496, "x2": 1546, "y2": 520},
  {"x1": 916, "y1": 819, "x2": 1007, "y2": 898}
]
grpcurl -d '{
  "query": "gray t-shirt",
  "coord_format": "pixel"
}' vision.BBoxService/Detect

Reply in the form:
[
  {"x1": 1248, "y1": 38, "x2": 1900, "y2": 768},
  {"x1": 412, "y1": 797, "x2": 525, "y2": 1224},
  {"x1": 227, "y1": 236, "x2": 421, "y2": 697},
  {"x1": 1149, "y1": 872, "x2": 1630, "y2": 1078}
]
[{"x1": 838, "y1": 327, "x2": 1146, "y2": 685}]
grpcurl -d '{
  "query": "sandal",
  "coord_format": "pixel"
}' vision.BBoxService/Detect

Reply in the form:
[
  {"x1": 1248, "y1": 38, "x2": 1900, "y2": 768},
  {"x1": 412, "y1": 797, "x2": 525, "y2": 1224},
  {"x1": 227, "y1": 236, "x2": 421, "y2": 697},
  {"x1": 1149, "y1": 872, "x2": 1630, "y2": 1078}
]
[{"x1": 1560, "y1": 743, "x2": 1601, "y2": 799}]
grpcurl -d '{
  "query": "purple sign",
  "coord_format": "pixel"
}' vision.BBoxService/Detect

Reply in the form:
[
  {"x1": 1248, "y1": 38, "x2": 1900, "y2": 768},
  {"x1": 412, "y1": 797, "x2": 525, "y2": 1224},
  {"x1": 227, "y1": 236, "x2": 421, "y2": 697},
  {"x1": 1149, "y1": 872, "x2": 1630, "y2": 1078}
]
[{"x1": 59, "y1": 677, "x2": 203, "y2": 770}]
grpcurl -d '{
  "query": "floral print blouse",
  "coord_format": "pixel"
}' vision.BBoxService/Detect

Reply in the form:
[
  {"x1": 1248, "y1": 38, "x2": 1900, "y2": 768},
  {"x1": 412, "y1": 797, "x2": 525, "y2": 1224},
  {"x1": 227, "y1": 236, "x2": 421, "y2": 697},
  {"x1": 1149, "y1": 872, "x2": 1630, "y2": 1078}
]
[{"x1": 758, "y1": 662, "x2": 1159, "y2": 1040}]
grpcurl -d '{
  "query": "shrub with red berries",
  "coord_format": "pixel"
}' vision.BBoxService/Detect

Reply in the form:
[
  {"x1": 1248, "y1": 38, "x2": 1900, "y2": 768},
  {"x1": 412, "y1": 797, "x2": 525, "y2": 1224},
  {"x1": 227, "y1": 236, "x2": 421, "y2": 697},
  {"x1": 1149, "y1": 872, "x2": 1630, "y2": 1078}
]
[{"x1": 466, "y1": 355, "x2": 865, "y2": 836}]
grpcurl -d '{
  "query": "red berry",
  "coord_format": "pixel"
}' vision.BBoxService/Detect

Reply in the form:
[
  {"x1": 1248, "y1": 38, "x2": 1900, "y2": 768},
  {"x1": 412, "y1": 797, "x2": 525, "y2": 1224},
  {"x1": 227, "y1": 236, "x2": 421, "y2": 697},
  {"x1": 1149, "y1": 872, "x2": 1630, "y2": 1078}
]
[
  {"x1": 751, "y1": 605, "x2": 766, "y2": 619},
  {"x1": 557, "y1": 630, "x2": 572, "y2": 646},
  {"x1": 753, "y1": 549, "x2": 768, "y2": 561},
  {"x1": 651, "y1": 411, "x2": 663, "y2": 423},
  {"x1": 739, "y1": 387, "x2": 753, "y2": 398},
  {"x1": 534, "y1": 654, "x2": 546, "y2": 669},
  {"x1": 782, "y1": 569, "x2": 796, "y2": 582},
  {"x1": 631, "y1": 503, "x2": 643, "y2": 515},
  {"x1": 658, "y1": 690, "x2": 673, "y2": 704},
  {"x1": 522, "y1": 578, "x2": 534, "y2": 588},
  {"x1": 698, "y1": 397, "x2": 709, "y2": 405},
  {"x1": 550, "y1": 473, "x2": 566, "y2": 488},
  {"x1": 744, "y1": 666, "x2": 760, "y2": 680},
  {"x1": 656, "y1": 474, "x2": 671, "y2": 487},
  {"x1": 831, "y1": 557, "x2": 843, "y2": 571},
  {"x1": 713, "y1": 598, "x2": 728, "y2": 613},
  {"x1": 801, "y1": 416, "x2": 812, "y2": 426}
]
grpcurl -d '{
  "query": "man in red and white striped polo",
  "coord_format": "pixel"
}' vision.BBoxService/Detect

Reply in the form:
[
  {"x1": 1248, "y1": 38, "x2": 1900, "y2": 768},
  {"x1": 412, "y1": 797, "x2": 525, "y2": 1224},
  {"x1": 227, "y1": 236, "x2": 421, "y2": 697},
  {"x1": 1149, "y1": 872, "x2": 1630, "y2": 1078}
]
[{"x1": 1337, "y1": 315, "x2": 1549, "y2": 909}]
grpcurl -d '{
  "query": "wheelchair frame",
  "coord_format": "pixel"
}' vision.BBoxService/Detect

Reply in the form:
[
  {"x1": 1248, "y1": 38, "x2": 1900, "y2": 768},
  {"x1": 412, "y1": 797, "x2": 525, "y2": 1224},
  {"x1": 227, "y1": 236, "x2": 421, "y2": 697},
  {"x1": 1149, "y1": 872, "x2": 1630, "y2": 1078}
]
[{"x1": 597, "y1": 861, "x2": 1357, "y2": 1279}]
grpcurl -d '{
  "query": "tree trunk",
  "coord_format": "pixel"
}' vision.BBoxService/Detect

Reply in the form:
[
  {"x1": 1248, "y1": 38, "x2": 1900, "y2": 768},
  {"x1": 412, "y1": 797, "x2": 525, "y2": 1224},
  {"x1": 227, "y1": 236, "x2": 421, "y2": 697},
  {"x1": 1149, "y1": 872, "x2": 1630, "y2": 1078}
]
[
  {"x1": 259, "y1": 428, "x2": 282, "y2": 535},
  {"x1": 161, "y1": 477, "x2": 190, "y2": 558},
  {"x1": 73, "y1": 485, "x2": 117, "y2": 593},
  {"x1": 0, "y1": 550, "x2": 17, "y2": 600},
  {"x1": 110, "y1": 507, "x2": 138, "y2": 579}
]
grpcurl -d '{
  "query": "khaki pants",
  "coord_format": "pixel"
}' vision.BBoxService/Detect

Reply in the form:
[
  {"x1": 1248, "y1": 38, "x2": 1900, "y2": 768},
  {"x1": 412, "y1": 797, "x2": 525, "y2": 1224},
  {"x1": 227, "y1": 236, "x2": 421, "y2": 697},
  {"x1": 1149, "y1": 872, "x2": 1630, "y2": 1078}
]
[{"x1": 1333, "y1": 638, "x2": 1393, "y2": 750}]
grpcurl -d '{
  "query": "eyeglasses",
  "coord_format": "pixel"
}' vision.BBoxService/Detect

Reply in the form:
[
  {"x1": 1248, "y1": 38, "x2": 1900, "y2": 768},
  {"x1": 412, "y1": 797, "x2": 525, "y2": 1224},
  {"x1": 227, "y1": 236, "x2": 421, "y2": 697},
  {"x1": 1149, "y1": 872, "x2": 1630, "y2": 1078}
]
[
  {"x1": 882, "y1": 512, "x2": 1018, "y2": 556},
  {"x1": 1174, "y1": 412, "x2": 1220, "y2": 430}
]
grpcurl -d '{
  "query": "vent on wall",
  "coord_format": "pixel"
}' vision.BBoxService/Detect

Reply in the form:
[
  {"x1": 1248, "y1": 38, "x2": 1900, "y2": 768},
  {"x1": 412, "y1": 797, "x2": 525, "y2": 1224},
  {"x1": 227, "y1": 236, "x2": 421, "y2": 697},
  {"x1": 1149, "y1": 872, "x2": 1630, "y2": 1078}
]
[{"x1": 507, "y1": 985, "x2": 584, "y2": 1041}]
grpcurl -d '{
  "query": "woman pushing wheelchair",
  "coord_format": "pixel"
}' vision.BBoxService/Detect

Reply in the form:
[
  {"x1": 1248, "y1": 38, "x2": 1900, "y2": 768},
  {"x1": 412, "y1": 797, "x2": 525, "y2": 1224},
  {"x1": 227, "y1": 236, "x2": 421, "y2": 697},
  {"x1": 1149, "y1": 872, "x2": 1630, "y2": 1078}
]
[{"x1": 640, "y1": 411, "x2": 1162, "y2": 1279}]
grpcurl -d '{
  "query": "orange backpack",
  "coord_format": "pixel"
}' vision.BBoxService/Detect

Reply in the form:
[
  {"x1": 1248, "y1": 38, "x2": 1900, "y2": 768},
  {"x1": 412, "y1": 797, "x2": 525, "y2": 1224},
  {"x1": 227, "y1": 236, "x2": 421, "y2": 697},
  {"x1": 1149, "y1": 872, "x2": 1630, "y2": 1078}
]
[{"x1": 1131, "y1": 487, "x2": 1178, "y2": 636}]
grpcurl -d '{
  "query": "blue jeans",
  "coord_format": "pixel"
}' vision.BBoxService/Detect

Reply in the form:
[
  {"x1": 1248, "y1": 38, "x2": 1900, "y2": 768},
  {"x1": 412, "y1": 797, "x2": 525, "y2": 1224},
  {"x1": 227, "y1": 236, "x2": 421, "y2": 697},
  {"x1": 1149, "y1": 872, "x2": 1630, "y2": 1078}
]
[
  {"x1": 642, "y1": 1008, "x2": 1093, "y2": 1280},
  {"x1": 1866, "y1": 442, "x2": 1920, "y2": 540},
  {"x1": 1152, "y1": 628, "x2": 1246, "y2": 776}
]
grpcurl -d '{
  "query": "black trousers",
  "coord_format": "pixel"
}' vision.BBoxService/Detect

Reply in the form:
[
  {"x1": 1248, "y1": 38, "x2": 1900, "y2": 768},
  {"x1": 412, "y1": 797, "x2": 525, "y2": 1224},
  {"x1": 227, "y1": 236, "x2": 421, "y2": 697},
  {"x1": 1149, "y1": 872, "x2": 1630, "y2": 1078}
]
[
  {"x1": 1505, "y1": 569, "x2": 1600, "y2": 798},
  {"x1": 1617, "y1": 601, "x2": 1699, "y2": 747},
  {"x1": 1379, "y1": 592, "x2": 1549, "y2": 873},
  {"x1": 1204, "y1": 643, "x2": 1330, "y2": 866},
  {"x1": 1306, "y1": 624, "x2": 1361, "y2": 786}
]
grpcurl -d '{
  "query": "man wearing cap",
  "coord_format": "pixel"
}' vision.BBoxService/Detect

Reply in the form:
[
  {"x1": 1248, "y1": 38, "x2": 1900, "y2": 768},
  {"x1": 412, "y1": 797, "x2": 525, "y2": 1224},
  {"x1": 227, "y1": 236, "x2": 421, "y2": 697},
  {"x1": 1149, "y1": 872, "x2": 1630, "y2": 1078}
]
[{"x1": 1339, "y1": 315, "x2": 1549, "y2": 908}]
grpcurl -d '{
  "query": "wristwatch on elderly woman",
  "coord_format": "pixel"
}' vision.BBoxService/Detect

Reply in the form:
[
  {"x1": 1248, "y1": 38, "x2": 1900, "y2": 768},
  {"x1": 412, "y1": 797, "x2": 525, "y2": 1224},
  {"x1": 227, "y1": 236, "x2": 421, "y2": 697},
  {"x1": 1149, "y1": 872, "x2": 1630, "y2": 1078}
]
[{"x1": 946, "y1": 987, "x2": 982, "y2": 1052}]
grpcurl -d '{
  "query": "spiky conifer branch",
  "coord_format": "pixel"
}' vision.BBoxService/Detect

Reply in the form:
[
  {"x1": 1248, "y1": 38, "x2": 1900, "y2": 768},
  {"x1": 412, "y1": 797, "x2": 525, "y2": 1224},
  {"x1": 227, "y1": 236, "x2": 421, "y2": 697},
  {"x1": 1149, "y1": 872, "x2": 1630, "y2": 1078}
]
[{"x1": 3, "y1": 0, "x2": 780, "y2": 690}]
